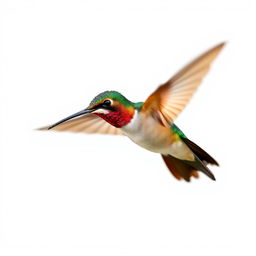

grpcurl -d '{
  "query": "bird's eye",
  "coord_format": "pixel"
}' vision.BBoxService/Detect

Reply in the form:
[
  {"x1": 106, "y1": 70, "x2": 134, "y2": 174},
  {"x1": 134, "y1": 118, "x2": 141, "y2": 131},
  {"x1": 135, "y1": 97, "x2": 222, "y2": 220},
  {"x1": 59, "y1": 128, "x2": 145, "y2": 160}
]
[{"x1": 103, "y1": 100, "x2": 111, "y2": 106}]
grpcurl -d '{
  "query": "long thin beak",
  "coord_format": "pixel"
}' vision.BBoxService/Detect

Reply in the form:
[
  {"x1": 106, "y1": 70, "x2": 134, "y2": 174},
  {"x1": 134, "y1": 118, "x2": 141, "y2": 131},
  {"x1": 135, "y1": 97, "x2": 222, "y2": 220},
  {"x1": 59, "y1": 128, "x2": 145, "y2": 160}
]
[{"x1": 48, "y1": 108, "x2": 94, "y2": 130}]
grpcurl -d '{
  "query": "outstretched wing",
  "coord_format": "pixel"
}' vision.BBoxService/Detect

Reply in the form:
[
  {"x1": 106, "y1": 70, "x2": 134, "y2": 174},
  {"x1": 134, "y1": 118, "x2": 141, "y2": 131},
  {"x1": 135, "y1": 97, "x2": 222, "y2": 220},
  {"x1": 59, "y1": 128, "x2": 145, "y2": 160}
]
[
  {"x1": 38, "y1": 114, "x2": 123, "y2": 135},
  {"x1": 142, "y1": 42, "x2": 225, "y2": 126}
]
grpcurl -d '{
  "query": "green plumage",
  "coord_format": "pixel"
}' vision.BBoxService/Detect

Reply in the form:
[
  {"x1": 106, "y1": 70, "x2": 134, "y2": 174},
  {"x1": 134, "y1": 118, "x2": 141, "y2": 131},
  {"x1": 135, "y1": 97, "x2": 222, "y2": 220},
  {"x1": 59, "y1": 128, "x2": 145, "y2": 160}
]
[
  {"x1": 171, "y1": 123, "x2": 187, "y2": 138},
  {"x1": 89, "y1": 90, "x2": 143, "y2": 110}
]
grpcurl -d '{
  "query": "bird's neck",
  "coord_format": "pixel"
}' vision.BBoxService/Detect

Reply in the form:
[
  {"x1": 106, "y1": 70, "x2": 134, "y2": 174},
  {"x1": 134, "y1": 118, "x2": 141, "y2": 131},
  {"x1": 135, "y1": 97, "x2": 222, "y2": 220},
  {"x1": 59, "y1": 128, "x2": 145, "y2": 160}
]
[
  {"x1": 95, "y1": 106, "x2": 135, "y2": 128},
  {"x1": 120, "y1": 109, "x2": 141, "y2": 134}
]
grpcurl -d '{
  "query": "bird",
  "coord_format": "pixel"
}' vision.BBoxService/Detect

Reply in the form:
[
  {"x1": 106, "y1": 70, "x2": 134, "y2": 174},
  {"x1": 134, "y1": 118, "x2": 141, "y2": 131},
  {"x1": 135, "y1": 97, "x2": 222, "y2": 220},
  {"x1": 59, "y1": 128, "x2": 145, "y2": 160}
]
[{"x1": 40, "y1": 42, "x2": 225, "y2": 182}]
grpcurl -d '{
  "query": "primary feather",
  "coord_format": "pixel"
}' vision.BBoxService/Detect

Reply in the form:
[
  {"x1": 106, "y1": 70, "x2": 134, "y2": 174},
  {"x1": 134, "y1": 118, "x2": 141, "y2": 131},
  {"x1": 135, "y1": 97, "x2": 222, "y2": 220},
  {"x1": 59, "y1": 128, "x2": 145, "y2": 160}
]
[
  {"x1": 39, "y1": 114, "x2": 123, "y2": 135},
  {"x1": 142, "y1": 42, "x2": 225, "y2": 126}
]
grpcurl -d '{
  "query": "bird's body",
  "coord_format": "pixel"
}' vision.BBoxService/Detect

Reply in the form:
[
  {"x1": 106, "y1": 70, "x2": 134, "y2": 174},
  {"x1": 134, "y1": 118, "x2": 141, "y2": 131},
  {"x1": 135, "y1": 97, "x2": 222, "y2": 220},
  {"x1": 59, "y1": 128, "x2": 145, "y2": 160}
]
[
  {"x1": 121, "y1": 109, "x2": 194, "y2": 160},
  {"x1": 40, "y1": 42, "x2": 225, "y2": 182}
]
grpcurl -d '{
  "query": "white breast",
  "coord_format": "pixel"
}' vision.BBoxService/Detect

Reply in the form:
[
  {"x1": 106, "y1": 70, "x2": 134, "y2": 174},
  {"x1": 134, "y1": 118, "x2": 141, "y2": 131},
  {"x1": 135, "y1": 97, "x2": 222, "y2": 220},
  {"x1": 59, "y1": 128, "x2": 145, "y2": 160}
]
[{"x1": 121, "y1": 110, "x2": 194, "y2": 160}]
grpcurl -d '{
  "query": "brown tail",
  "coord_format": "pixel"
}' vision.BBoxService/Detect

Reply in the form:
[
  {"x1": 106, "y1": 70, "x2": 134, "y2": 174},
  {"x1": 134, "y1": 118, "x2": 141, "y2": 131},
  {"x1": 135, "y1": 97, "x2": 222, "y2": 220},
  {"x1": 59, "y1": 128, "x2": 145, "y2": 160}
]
[
  {"x1": 161, "y1": 154, "x2": 216, "y2": 182},
  {"x1": 161, "y1": 155, "x2": 198, "y2": 181}
]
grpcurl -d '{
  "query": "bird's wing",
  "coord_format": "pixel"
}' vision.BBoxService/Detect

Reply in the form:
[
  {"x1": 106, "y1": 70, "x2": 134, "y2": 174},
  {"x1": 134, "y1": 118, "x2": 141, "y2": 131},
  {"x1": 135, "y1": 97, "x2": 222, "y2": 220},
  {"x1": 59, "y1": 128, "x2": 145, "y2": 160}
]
[
  {"x1": 142, "y1": 42, "x2": 225, "y2": 126},
  {"x1": 38, "y1": 114, "x2": 123, "y2": 135}
]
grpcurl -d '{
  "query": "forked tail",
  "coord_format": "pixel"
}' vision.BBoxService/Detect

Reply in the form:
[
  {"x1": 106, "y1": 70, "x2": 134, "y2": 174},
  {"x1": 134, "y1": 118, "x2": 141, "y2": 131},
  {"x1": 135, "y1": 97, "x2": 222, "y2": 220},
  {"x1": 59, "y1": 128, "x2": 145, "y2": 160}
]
[{"x1": 162, "y1": 138, "x2": 218, "y2": 182}]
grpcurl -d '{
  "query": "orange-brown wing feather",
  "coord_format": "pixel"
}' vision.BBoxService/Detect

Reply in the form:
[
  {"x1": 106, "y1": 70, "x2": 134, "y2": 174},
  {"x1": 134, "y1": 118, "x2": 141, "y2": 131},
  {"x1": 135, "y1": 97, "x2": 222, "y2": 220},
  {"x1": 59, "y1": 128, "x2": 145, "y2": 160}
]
[
  {"x1": 38, "y1": 114, "x2": 123, "y2": 135},
  {"x1": 142, "y1": 42, "x2": 225, "y2": 126}
]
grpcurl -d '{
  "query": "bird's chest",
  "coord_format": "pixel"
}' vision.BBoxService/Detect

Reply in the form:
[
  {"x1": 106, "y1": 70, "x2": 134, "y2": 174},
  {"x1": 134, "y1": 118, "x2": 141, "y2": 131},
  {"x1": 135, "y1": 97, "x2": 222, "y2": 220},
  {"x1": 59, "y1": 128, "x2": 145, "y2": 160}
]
[{"x1": 121, "y1": 111, "x2": 175, "y2": 154}]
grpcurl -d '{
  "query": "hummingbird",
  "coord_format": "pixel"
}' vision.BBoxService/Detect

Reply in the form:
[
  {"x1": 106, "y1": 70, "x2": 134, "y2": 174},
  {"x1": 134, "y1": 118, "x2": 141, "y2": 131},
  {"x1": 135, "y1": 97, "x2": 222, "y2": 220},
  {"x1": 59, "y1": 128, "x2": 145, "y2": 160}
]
[{"x1": 40, "y1": 42, "x2": 225, "y2": 182}]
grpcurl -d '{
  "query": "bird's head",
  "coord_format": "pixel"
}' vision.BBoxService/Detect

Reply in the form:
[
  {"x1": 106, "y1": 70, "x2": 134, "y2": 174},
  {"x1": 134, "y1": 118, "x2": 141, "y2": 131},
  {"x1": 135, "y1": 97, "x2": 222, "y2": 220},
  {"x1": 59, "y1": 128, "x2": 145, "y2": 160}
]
[
  {"x1": 87, "y1": 91, "x2": 136, "y2": 128},
  {"x1": 49, "y1": 91, "x2": 139, "y2": 129}
]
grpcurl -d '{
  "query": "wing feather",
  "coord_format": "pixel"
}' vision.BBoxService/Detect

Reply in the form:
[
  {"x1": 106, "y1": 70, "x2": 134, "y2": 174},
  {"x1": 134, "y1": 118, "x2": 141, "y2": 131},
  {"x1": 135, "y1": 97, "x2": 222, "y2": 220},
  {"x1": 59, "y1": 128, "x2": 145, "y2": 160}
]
[
  {"x1": 38, "y1": 114, "x2": 123, "y2": 135},
  {"x1": 142, "y1": 42, "x2": 225, "y2": 125}
]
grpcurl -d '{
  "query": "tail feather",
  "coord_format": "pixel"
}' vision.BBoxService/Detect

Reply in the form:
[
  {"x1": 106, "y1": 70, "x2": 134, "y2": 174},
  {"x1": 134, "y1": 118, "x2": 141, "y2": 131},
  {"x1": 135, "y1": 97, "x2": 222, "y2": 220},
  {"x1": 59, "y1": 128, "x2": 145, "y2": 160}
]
[
  {"x1": 182, "y1": 137, "x2": 219, "y2": 166},
  {"x1": 161, "y1": 155, "x2": 200, "y2": 182},
  {"x1": 161, "y1": 154, "x2": 215, "y2": 182},
  {"x1": 183, "y1": 155, "x2": 216, "y2": 180},
  {"x1": 167, "y1": 124, "x2": 218, "y2": 181}
]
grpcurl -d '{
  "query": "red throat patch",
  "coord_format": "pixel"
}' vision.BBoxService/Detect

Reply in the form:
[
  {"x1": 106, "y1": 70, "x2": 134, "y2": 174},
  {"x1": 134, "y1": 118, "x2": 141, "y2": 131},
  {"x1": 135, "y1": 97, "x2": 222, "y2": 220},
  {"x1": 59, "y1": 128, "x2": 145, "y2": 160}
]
[{"x1": 95, "y1": 108, "x2": 134, "y2": 128}]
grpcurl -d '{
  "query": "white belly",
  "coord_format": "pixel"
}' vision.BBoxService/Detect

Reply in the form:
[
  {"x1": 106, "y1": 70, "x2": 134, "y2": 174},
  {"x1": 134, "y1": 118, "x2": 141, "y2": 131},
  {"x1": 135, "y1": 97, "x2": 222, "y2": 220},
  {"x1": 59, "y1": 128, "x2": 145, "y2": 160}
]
[{"x1": 121, "y1": 110, "x2": 194, "y2": 161}]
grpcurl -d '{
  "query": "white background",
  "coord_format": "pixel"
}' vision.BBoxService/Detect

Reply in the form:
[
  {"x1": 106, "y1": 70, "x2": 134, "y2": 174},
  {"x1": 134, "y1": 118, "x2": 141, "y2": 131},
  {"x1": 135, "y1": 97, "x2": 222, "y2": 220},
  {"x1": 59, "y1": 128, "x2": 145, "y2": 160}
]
[{"x1": 1, "y1": 0, "x2": 256, "y2": 255}]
